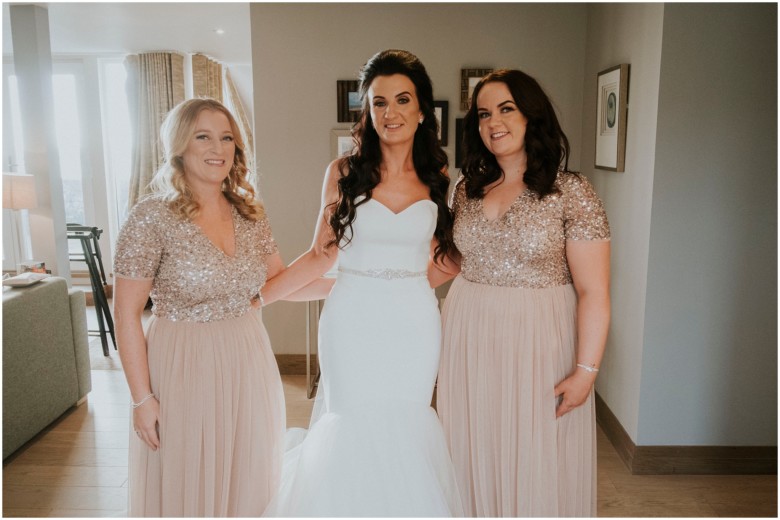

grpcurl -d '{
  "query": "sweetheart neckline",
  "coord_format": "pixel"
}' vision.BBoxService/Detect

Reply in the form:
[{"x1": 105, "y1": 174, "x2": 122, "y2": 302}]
[{"x1": 364, "y1": 197, "x2": 436, "y2": 216}]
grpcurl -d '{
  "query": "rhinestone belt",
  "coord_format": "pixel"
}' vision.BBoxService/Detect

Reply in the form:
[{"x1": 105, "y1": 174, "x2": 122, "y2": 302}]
[{"x1": 338, "y1": 267, "x2": 427, "y2": 280}]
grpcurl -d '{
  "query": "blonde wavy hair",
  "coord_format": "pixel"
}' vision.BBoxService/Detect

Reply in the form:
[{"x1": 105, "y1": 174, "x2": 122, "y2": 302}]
[{"x1": 151, "y1": 98, "x2": 265, "y2": 221}]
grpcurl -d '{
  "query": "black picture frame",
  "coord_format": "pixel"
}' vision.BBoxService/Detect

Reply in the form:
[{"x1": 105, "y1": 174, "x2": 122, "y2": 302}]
[
  {"x1": 337, "y1": 80, "x2": 360, "y2": 122},
  {"x1": 460, "y1": 68, "x2": 493, "y2": 111},
  {"x1": 433, "y1": 100, "x2": 449, "y2": 146},
  {"x1": 595, "y1": 64, "x2": 630, "y2": 172}
]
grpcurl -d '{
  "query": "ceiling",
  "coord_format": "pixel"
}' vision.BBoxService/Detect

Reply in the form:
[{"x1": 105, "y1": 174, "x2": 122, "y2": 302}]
[{"x1": 3, "y1": 3, "x2": 252, "y2": 65}]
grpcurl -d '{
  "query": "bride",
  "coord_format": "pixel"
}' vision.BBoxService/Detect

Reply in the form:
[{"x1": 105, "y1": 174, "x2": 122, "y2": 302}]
[{"x1": 260, "y1": 49, "x2": 463, "y2": 517}]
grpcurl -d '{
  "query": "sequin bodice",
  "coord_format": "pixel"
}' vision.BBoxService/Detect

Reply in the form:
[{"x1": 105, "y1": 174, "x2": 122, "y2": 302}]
[
  {"x1": 452, "y1": 173, "x2": 610, "y2": 288},
  {"x1": 114, "y1": 196, "x2": 278, "y2": 322}
]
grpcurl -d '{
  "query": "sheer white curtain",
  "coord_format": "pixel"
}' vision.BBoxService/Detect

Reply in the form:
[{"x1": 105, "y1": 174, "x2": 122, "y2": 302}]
[{"x1": 124, "y1": 52, "x2": 185, "y2": 208}]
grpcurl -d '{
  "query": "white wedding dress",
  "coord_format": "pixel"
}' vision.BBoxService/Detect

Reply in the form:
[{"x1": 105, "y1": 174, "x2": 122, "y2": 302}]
[{"x1": 263, "y1": 197, "x2": 463, "y2": 517}]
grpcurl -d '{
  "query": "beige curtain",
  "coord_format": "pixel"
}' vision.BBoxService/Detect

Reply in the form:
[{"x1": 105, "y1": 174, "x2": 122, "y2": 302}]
[
  {"x1": 125, "y1": 52, "x2": 185, "y2": 208},
  {"x1": 192, "y1": 53, "x2": 223, "y2": 101},
  {"x1": 222, "y1": 69, "x2": 256, "y2": 185}
]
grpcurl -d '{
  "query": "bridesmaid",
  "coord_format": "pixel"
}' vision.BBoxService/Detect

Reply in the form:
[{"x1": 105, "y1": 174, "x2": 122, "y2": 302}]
[
  {"x1": 430, "y1": 69, "x2": 611, "y2": 516},
  {"x1": 114, "y1": 99, "x2": 286, "y2": 516}
]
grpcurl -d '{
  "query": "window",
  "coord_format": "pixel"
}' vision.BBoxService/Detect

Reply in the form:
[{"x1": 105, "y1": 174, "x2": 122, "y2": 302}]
[
  {"x1": 2, "y1": 64, "x2": 30, "y2": 270},
  {"x1": 98, "y1": 58, "x2": 132, "y2": 239},
  {"x1": 52, "y1": 68, "x2": 87, "y2": 226},
  {"x1": 2, "y1": 61, "x2": 94, "y2": 269}
]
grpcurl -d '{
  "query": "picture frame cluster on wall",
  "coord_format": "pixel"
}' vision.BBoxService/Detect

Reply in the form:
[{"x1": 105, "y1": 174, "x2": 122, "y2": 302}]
[
  {"x1": 595, "y1": 64, "x2": 630, "y2": 172},
  {"x1": 334, "y1": 68, "x2": 498, "y2": 166},
  {"x1": 335, "y1": 66, "x2": 631, "y2": 172}
]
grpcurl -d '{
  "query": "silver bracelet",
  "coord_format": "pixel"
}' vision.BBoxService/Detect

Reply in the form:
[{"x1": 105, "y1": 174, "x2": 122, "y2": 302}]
[
  {"x1": 576, "y1": 363, "x2": 599, "y2": 373},
  {"x1": 131, "y1": 393, "x2": 155, "y2": 409}
]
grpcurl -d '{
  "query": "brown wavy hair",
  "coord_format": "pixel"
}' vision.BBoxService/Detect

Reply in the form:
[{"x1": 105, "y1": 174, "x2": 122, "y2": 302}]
[
  {"x1": 461, "y1": 69, "x2": 572, "y2": 200},
  {"x1": 151, "y1": 98, "x2": 265, "y2": 221},
  {"x1": 328, "y1": 49, "x2": 455, "y2": 262}
]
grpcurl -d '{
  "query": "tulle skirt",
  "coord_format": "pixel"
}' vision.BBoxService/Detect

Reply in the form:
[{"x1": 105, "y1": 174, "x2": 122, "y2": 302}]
[
  {"x1": 265, "y1": 403, "x2": 462, "y2": 517},
  {"x1": 128, "y1": 309, "x2": 285, "y2": 517},
  {"x1": 438, "y1": 275, "x2": 596, "y2": 517}
]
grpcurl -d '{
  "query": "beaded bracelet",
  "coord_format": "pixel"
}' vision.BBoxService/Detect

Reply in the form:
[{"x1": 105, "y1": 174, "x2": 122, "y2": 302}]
[
  {"x1": 131, "y1": 393, "x2": 155, "y2": 409},
  {"x1": 576, "y1": 363, "x2": 599, "y2": 373}
]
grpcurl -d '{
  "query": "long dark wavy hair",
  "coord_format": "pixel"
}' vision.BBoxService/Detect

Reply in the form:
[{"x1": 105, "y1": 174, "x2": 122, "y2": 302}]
[
  {"x1": 328, "y1": 49, "x2": 454, "y2": 261},
  {"x1": 462, "y1": 69, "x2": 572, "y2": 200}
]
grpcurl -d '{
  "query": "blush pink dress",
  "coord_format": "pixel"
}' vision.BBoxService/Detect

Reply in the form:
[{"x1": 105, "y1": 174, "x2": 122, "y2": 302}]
[
  {"x1": 114, "y1": 196, "x2": 285, "y2": 517},
  {"x1": 438, "y1": 173, "x2": 610, "y2": 517}
]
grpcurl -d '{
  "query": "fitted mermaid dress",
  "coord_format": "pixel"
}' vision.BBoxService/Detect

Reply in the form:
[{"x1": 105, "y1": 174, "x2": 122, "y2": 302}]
[{"x1": 263, "y1": 197, "x2": 463, "y2": 517}]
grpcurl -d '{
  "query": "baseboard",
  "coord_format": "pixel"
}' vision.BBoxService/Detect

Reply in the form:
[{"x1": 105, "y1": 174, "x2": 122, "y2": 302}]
[
  {"x1": 275, "y1": 354, "x2": 318, "y2": 375},
  {"x1": 595, "y1": 392, "x2": 777, "y2": 475},
  {"x1": 595, "y1": 391, "x2": 638, "y2": 469}
]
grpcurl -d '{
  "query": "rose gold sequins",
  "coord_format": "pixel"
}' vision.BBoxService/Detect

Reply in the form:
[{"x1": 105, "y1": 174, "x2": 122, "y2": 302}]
[
  {"x1": 453, "y1": 173, "x2": 610, "y2": 288},
  {"x1": 114, "y1": 196, "x2": 278, "y2": 322}
]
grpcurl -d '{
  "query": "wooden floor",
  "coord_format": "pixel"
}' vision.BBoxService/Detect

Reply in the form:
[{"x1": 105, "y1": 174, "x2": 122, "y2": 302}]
[{"x1": 3, "y1": 369, "x2": 777, "y2": 517}]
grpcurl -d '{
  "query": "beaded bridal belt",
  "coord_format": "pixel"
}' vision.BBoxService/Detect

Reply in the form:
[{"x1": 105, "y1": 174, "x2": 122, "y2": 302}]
[{"x1": 338, "y1": 267, "x2": 427, "y2": 280}]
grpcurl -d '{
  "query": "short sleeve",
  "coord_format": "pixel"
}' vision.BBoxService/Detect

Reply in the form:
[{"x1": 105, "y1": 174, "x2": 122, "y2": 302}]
[
  {"x1": 113, "y1": 198, "x2": 165, "y2": 279},
  {"x1": 562, "y1": 174, "x2": 611, "y2": 240},
  {"x1": 257, "y1": 211, "x2": 279, "y2": 257}
]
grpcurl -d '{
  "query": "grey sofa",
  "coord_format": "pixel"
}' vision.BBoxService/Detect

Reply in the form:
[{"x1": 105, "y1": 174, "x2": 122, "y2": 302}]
[{"x1": 3, "y1": 277, "x2": 92, "y2": 459}]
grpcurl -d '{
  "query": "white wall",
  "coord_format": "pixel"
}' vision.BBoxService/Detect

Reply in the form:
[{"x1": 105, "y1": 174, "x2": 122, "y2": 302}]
[
  {"x1": 582, "y1": 3, "x2": 777, "y2": 447},
  {"x1": 638, "y1": 3, "x2": 777, "y2": 446},
  {"x1": 580, "y1": 3, "x2": 665, "y2": 443},
  {"x1": 251, "y1": 2, "x2": 589, "y2": 354}
]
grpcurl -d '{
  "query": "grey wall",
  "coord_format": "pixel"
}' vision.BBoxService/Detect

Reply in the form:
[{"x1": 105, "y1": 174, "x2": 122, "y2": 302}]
[
  {"x1": 638, "y1": 3, "x2": 777, "y2": 446},
  {"x1": 580, "y1": 3, "x2": 665, "y2": 443},
  {"x1": 251, "y1": 3, "x2": 589, "y2": 354}
]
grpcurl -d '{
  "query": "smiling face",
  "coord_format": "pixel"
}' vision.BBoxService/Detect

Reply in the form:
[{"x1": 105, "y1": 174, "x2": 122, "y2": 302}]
[
  {"x1": 181, "y1": 109, "x2": 236, "y2": 190},
  {"x1": 368, "y1": 74, "x2": 423, "y2": 146},
  {"x1": 476, "y1": 81, "x2": 528, "y2": 162}
]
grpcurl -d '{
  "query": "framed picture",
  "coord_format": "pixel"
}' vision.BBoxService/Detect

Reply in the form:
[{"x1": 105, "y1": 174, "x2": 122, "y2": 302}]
[
  {"x1": 331, "y1": 129, "x2": 356, "y2": 160},
  {"x1": 337, "y1": 80, "x2": 361, "y2": 122},
  {"x1": 460, "y1": 68, "x2": 493, "y2": 111},
  {"x1": 595, "y1": 64, "x2": 630, "y2": 172},
  {"x1": 434, "y1": 101, "x2": 449, "y2": 146},
  {"x1": 455, "y1": 118, "x2": 464, "y2": 168}
]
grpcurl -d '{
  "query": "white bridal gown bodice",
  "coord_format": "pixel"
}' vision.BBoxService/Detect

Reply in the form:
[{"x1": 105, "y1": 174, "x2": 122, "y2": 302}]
[{"x1": 263, "y1": 197, "x2": 463, "y2": 517}]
